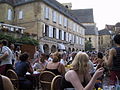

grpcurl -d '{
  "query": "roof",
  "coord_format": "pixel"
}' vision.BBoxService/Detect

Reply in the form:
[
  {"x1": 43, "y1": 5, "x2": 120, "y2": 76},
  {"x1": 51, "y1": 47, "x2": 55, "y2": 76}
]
[
  {"x1": 98, "y1": 29, "x2": 112, "y2": 35},
  {"x1": 105, "y1": 24, "x2": 114, "y2": 30},
  {"x1": 0, "y1": 0, "x2": 14, "y2": 5},
  {"x1": 70, "y1": 9, "x2": 94, "y2": 23},
  {"x1": 0, "y1": 0, "x2": 85, "y2": 28},
  {"x1": 115, "y1": 22, "x2": 120, "y2": 27},
  {"x1": 85, "y1": 25, "x2": 98, "y2": 35}
]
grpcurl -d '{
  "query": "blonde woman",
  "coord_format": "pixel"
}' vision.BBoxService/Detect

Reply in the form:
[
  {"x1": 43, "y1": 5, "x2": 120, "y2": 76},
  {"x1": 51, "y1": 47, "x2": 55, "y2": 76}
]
[{"x1": 61, "y1": 52, "x2": 104, "y2": 90}]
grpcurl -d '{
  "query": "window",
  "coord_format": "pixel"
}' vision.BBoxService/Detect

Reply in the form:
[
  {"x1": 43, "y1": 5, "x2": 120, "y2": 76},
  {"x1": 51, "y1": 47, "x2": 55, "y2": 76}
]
[
  {"x1": 64, "y1": 32, "x2": 66, "y2": 41},
  {"x1": 19, "y1": 11, "x2": 23, "y2": 19},
  {"x1": 45, "y1": 25, "x2": 49, "y2": 36},
  {"x1": 44, "y1": 7, "x2": 49, "y2": 19},
  {"x1": 64, "y1": 18, "x2": 67, "y2": 27},
  {"x1": 59, "y1": 15, "x2": 62, "y2": 25},
  {"x1": 8, "y1": 9, "x2": 12, "y2": 20},
  {"x1": 59, "y1": 30, "x2": 62, "y2": 40},
  {"x1": 53, "y1": 27, "x2": 56, "y2": 38},
  {"x1": 52, "y1": 11, "x2": 56, "y2": 23}
]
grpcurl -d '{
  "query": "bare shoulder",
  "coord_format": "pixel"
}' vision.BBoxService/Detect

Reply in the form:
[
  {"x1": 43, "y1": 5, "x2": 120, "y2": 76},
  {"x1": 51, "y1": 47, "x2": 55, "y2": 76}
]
[
  {"x1": 2, "y1": 75, "x2": 11, "y2": 83},
  {"x1": 65, "y1": 70, "x2": 77, "y2": 79},
  {"x1": 110, "y1": 48, "x2": 116, "y2": 55}
]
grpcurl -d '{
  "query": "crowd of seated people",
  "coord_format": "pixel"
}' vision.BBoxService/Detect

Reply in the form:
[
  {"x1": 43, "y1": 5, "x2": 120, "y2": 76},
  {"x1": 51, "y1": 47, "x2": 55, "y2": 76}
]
[{"x1": 1, "y1": 34, "x2": 120, "y2": 90}]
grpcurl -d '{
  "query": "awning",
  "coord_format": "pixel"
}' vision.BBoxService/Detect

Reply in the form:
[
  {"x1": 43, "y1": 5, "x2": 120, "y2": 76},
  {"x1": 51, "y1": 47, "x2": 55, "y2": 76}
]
[{"x1": 57, "y1": 44, "x2": 65, "y2": 50}]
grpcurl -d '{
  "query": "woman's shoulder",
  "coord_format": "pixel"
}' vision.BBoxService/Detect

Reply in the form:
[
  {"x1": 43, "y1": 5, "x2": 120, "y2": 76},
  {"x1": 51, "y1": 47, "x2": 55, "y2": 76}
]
[
  {"x1": 66, "y1": 70, "x2": 76, "y2": 76},
  {"x1": 65, "y1": 70, "x2": 78, "y2": 81}
]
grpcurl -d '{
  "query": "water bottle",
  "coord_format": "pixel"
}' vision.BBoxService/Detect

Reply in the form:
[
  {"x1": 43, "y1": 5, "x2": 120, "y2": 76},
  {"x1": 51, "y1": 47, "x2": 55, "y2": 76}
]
[
  {"x1": 102, "y1": 74, "x2": 109, "y2": 90},
  {"x1": 115, "y1": 76, "x2": 120, "y2": 90}
]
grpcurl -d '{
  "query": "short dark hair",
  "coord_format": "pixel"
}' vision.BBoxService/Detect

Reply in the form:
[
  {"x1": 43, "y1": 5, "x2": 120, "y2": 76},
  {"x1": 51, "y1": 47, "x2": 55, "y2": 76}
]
[
  {"x1": 1, "y1": 40, "x2": 8, "y2": 46},
  {"x1": 97, "y1": 52, "x2": 103, "y2": 59},
  {"x1": 114, "y1": 34, "x2": 120, "y2": 44},
  {"x1": 19, "y1": 52, "x2": 29, "y2": 61}
]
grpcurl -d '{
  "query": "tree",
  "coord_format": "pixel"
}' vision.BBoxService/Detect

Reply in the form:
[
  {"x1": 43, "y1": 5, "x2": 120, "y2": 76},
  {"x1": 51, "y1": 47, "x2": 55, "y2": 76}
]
[{"x1": 85, "y1": 40, "x2": 93, "y2": 51}]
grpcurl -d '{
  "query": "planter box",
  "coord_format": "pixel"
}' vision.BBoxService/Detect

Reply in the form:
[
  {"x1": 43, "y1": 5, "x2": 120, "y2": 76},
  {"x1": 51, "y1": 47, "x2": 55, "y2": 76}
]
[{"x1": 21, "y1": 44, "x2": 35, "y2": 59}]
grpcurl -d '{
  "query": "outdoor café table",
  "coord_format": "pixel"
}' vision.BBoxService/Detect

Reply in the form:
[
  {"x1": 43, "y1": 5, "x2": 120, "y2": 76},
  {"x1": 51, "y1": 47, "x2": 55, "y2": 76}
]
[{"x1": 26, "y1": 71, "x2": 40, "y2": 89}]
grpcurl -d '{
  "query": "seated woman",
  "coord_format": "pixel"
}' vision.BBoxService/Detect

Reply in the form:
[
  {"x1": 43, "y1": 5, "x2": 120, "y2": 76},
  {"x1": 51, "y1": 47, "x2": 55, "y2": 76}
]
[
  {"x1": 45, "y1": 52, "x2": 66, "y2": 75},
  {"x1": 0, "y1": 74, "x2": 14, "y2": 90},
  {"x1": 61, "y1": 52, "x2": 104, "y2": 90},
  {"x1": 33, "y1": 53, "x2": 48, "y2": 71},
  {"x1": 15, "y1": 52, "x2": 33, "y2": 90}
]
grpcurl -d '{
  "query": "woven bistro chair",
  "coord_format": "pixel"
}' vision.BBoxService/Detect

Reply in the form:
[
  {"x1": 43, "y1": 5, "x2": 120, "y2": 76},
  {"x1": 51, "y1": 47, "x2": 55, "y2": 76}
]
[
  {"x1": 39, "y1": 71, "x2": 56, "y2": 90},
  {"x1": 51, "y1": 75, "x2": 62, "y2": 90},
  {"x1": 6, "y1": 69, "x2": 19, "y2": 90}
]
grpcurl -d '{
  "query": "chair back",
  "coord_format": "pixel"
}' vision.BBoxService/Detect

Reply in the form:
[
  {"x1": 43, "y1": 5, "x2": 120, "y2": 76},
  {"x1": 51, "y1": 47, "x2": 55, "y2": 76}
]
[
  {"x1": 39, "y1": 71, "x2": 56, "y2": 90},
  {"x1": 6, "y1": 69, "x2": 19, "y2": 90},
  {"x1": 51, "y1": 75, "x2": 62, "y2": 90}
]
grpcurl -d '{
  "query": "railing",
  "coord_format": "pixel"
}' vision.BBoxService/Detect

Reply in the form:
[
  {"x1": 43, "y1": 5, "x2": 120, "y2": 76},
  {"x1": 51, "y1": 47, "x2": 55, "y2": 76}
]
[{"x1": 0, "y1": 23, "x2": 25, "y2": 34}]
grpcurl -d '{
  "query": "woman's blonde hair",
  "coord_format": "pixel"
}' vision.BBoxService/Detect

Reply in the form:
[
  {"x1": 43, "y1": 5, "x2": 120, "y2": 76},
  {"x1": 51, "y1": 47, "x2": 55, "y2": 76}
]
[
  {"x1": 52, "y1": 52, "x2": 61, "y2": 62},
  {"x1": 71, "y1": 52, "x2": 89, "y2": 74}
]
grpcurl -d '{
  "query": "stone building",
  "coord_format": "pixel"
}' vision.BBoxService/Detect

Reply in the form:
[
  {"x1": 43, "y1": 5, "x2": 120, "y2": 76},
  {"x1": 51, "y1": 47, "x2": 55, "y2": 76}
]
[
  {"x1": 98, "y1": 29, "x2": 112, "y2": 52},
  {"x1": 0, "y1": 0, "x2": 85, "y2": 54},
  {"x1": 71, "y1": 9, "x2": 99, "y2": 51}
]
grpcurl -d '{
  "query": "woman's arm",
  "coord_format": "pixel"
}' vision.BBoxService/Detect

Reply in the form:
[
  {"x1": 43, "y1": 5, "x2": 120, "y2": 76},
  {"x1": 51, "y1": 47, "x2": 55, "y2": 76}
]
[
  {"x1": 104, "y1": 48, "x2": 115, "y2": 66},
  {"x1": 66, "y1": 67, "x2": 104, "y2": 90},
  {"x1": 59, "y1": 63, "x2": 66, "y2": 75},
  {"x1": 84, "y1": 67, "x2": 104, "y2": 90}
]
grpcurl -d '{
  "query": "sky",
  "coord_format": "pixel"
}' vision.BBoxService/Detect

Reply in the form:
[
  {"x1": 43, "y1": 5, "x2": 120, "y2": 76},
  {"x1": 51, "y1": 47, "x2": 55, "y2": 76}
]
[{"x1": 57, "y1": 0, "x2": 120, "y2": 30}]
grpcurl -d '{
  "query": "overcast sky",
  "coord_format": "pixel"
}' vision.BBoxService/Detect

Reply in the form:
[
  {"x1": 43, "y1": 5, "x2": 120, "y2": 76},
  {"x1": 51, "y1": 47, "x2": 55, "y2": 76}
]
[{"x1": 57, "y1": 0, "x2": 120, "y2": 30}]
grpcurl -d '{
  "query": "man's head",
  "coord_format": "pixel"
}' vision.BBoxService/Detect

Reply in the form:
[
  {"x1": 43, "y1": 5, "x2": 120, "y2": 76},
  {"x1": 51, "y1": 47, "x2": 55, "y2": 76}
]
[{"x1": 114, "y1": 34, "x2": 120, "y2": 45}]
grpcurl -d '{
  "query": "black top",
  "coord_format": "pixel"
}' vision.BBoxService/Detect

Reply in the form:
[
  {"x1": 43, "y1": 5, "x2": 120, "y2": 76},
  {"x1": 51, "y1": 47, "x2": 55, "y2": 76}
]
[
  {"x1": 111, "y1": 47, "x2": 120, "y2": 71},
  {"x1": 60, "y1": 76, "x2": 88, "y2": 90},
  {"x1": 45, "y1": 63, "x2": 61, "y2": 75}
]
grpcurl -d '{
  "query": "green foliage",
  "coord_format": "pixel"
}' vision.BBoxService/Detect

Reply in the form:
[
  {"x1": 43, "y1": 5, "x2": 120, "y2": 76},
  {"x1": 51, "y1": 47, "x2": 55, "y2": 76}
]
[
  {"x1": 85, "y1": 40, "x2": 94, "y2": 51},
  {"x1": 0, "y1": 33, "x2": 39, "y2": 46},
  {"x1": 0, "y1": 33, "x2": 16, "y2": 43}
]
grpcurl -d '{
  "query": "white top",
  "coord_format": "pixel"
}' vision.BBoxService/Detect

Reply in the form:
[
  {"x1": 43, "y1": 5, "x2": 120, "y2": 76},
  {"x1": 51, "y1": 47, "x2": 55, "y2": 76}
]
[{"x1": 0, "y1": 46, "x2": 12, "y2": 66}]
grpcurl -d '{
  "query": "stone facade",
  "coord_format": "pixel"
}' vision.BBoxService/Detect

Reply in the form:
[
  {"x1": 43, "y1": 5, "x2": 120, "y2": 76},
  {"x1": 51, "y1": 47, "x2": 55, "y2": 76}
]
[
  {"x1": 0, "y1": 0, "x2": 85, "y2": 54},
  {"x1": 98, "y1": 29, "x2": 112, "y2": 52}
]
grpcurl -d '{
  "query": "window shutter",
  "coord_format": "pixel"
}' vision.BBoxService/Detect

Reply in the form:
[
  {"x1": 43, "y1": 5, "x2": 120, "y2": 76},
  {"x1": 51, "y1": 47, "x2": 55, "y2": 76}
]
[
  {"x1": 66, "y1": 32, "x2": 68, "y2": 41},
  {"x1": 44, "y1": 7, "x2": 49, "y2": 19},
  {"x1": 52, "y1": 11, "x2": 56, "y2": 22},
  {"x1": 64, "y1": 18, "x2": 67, "y2": 27},
  {"x1": 69, "y1": 34, "x2": 72, "y2": 42},
  {"x1": 49, "y1": 25, "x2": 53, "y2": 38},
  {"x1": 62, "y1": 30, "x2": 64, "y2": 40}
]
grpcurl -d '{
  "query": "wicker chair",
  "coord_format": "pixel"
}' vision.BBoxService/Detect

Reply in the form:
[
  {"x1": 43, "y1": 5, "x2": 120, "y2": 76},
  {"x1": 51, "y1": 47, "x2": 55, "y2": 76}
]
[
  {"x1": 39, "y1": 71, "x2": 56, "y2": 90},
  {"x1": 51, "y1": 75, "x2": 62, "y2": 90},
  {"x1": 6, "y1": 69, "x2": 19, "y2": 90}
]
